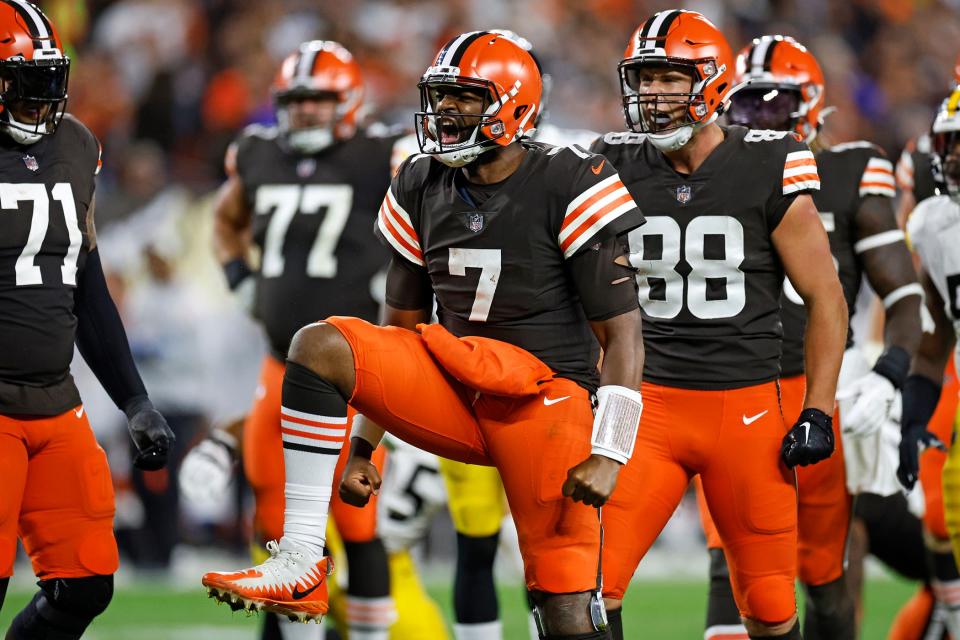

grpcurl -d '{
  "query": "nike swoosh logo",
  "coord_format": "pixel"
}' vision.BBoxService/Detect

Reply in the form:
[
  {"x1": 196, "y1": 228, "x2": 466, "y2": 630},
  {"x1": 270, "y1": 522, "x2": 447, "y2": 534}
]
[
  {"x1": 543, "y1": 396, "x2": 571, "y2": 406},
  {"x1": 291, "y1": 580, "x2": 322, "y2": 600},
  {"x1": 75, "y1": 406, "x2": 84, "y2": 419},
  {"x1": 742, "y1": 410, "x2": 767, "y2": 425},
  {"x1": 591, "y1": 159, "x2": 606, "y2": 175},
  {"x1": 802, "y1": 421, "x2": 811, "y2": 444}
]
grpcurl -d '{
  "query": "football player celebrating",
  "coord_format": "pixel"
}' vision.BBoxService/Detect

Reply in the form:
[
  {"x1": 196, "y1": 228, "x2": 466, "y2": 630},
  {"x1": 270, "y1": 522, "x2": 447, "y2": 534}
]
[
  {"x1": 203, "y1": 31, "x2": 646, "y2": 640},
  {"x1": 195, "y1": 41, "x2": 408, "y2": 640},
  {"x1": 901, "y1": 87, "x2": 960, "y2": 637},
  {"x1": 591, "y1": 12, "x2": 847, "y2": 640},
  {"x1": 0, "y1": 1, "x2": 175, "y2": 638},
  {"x1": 693, "y1": 35, "x2": 923, "y2": 640}
]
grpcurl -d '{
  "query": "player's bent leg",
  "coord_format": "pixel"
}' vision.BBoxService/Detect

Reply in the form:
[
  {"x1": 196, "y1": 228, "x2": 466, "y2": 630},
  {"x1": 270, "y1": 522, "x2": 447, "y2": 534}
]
[
  {"x1": 7, "y1": 575, "x2": 113, "y2": 640},
  {"x1": 243, "y1": 355, "x2": 287, "y2": 544},
  {"x1": 802, "y1": 578, "x2": 855, "y2": 640}
]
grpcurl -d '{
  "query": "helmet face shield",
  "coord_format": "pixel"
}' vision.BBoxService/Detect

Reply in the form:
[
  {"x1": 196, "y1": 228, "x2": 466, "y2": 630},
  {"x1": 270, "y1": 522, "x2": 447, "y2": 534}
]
[
  {"x1": 728, "y1": 86, "x2": 801, "y2": 132},
  {"x1": 0, "y1": 57, "x2": 69, "y2": 140},
  {"x1": 619, "y1": 59, "x2": 708, "y2": 134},
  {"x1": 415, "y1": 77, "x2": 504, "y2": 159}
]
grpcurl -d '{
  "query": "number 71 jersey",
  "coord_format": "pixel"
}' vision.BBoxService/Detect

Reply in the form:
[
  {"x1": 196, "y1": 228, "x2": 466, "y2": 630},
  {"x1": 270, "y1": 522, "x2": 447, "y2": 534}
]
[
  {"x1": 0, "y1": 114, "x2": 100, "y2": 406},
  {"x1": 592, "y1": 126, "x2": 820, "y2": 390}
]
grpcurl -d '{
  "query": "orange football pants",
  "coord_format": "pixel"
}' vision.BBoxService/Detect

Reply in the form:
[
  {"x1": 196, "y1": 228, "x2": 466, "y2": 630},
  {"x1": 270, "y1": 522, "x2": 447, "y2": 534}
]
[
  {"x1": 920, "y1": 359, "x2": 958, "y2": 540},
  {"x1": 243, "y1": 355, "x2": 386, "y2": 544},
  {"x1": 0, "y1": 406, "x2": 119, "y2": 580},
  {"x1": 604, "y1": 381, "x2": 798, "y2": 624},
  {"x1": 697, "y1": 375, "x2": 850, "y2": 586},
  {"x1": 326, "y1": 316, "x2": 601, "y2": 594}
]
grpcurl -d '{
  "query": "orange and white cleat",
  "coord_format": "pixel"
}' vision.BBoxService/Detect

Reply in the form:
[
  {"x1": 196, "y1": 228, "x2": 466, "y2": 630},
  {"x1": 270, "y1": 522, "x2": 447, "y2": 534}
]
[{"x1": 203, "y1": 538, "x2": 333, "y2": 623}]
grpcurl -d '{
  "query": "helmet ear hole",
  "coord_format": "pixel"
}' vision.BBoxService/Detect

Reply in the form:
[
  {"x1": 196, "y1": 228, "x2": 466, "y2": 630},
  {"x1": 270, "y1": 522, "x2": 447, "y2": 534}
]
[{"x1": 514, "y1": 105, "x2": 528, "y2": 120}]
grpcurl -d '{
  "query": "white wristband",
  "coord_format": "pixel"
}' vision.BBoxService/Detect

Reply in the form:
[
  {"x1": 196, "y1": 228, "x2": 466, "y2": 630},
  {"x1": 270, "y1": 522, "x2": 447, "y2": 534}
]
[
  {"x1": 352, "y1": 414, "x2": 385, "y2": 449},
  {"x1": 590, "y1": 385, "x2": 643, "y2": 464}
]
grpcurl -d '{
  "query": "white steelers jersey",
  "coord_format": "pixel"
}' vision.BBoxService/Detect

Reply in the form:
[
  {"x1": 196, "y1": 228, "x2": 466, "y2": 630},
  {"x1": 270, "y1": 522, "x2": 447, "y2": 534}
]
[{"x1": 907, "y1": 195, "x2": 960, "y2": 364}]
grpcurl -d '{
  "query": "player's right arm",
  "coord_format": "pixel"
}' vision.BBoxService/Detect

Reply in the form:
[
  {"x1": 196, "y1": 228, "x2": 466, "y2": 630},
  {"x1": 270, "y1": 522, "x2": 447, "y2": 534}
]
[
  {"x1": 213, "y1": 142, "x2": 255, "y2": 293},
  {"x1": 897, "y1": 265, "x2": 954, "y2": 489}
]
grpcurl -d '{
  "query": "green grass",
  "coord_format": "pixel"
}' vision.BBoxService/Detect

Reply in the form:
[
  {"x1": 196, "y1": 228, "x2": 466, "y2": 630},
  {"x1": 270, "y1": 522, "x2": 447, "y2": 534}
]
[{"x1": 0, "y1": 577, "x2": 919, "y2": 638}]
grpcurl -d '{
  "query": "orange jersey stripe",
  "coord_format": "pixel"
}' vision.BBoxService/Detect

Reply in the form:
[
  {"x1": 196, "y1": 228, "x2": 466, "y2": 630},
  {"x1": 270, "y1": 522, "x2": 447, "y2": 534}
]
[
  {"x1": 379, "y1": 207, "x2": 424, "y2": 260},
  {"x1": 383, "y1": 194, "x2": 418, "y2": 239},
  {"x1": 784, "y1": 158, "x2": 818, "y2": 171},
  {"x1": 783, "y1": 173, "x2": 820, "y2": 185},
  {"x1": 560, "y1": 181, "x2": 624, "y2": 232},
  {"x1": 282, "y1": 413, "x2": 346, "y2": 429},
  {"x1": 560, "y1": 192, "x2": 634, "y2": 253}
]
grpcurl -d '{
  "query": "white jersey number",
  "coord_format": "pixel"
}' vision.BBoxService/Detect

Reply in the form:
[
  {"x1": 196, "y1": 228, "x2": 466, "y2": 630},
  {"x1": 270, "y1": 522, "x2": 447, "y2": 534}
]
[
  {"x1": 255, "y1": 184, "x2": 353, "y2": 279},
  {"x1": 448, "y1": 248, "x2": 501, "y2": 322},
  {"x1": 629, "y1": 215, "x2": 746, "y2": 320},
  {"x1": 2, "y1": 182, "x2": 82, "y2": 286}
]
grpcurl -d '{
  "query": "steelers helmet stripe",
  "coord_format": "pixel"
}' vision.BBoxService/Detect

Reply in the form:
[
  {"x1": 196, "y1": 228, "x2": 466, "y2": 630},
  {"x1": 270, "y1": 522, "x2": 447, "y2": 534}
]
[{"x1": 6, "y1": 0, "x2": 52, "y2": 47}]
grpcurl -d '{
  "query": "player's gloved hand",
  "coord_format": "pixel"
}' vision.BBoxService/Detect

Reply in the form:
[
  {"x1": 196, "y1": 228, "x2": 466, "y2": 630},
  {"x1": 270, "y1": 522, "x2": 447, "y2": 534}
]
[
  {"x1": 897, "y1": 425, "x2": 946, "y2": 491},
  {"x1": 339, "y1": 453, "x2": 382, "y2": 508},
  {"x1": 179, "y1": 430, "x2": 238, "y2": 508},
  {"x1": 223, "y1": 257, "x2": 255, "y2": 315},
  {"x1": 562, "y1": 454, "x2": 622, "y2": 507},
  {"x1": 781, "y1": 408, "x2": 834, "y2": 468},
  {"x1": 124, "y1": 397, "x2": 175, "y2": 471},
  {"x1": 837, "y1": 371, "x2": 897, "y2": 438}
]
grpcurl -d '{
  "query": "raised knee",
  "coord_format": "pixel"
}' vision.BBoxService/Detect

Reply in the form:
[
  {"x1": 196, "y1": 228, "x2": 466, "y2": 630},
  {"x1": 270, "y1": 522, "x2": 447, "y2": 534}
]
[
  {"x1": 739, "y1": 575, "x2": 796, "y2": 627},
  {"x1": 288, "y1": 322, "x2": 352, "y2": 380}
]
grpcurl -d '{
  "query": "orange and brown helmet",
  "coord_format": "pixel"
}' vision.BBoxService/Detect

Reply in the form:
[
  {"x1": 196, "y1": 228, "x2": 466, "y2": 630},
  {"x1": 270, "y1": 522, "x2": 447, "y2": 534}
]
[
  {"x1": 272, "y1": 40, "x2": 364, "y2": 153},
  {"x1": 0, "y1": 0, "x2": 69, "y2": 145},
  {"x1": 416, "y1": 31, "x2": 541, "y2": 167},
  {"x1": 619, "y1": 10, "x2": 734, "y2": 151},
  {"x1": 727, "y1": 35, "x2": 825, "y2": 143}
]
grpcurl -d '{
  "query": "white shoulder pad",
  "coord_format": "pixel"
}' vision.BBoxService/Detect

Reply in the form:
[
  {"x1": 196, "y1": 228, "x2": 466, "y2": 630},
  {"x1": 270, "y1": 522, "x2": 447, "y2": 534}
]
[{"x1": 908, "y1": 195, "x2": 960, "y2": 245}]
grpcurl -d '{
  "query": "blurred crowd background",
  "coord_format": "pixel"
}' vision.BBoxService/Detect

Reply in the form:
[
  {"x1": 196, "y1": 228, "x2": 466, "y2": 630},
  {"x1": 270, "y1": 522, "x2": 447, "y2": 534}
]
[{"x1": 41, "y1": 0, "x2": 960, "y2": 573}]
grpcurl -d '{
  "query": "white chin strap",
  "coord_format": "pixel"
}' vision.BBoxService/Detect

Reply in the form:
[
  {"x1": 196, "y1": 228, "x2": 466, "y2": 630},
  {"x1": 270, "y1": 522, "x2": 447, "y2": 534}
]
[
  {"x1": 422, "y1": 121, "x2": 493, "y2": 168},
  {"x1": 3, "y1": 112, "x2": 46, "y2": 145},
  {"x1": 287, "y1": 126, "x2": 334, "y2": 154},
  {"x1": 647, "y1": 125, "x2": 694, "y2": 152}
]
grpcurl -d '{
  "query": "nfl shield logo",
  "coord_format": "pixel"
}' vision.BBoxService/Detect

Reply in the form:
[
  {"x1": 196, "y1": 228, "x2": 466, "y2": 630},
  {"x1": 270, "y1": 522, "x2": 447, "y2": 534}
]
[
  {"x1": 296, "y1": 158, "x2": 316, "y2": 178},
  {"x1": 675, "y1": 184, "x2": 692, "y2": 204},
  {"x1": 22, "y1": 155, "x2": 38, "y2": 172},
  {"x1": 467, "y1": 212, "x2": 484, "y2": 233}
]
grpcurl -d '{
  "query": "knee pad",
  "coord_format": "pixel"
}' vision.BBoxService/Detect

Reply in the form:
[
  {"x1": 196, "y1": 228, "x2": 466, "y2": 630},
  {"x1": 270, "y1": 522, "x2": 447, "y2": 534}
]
[
  {"x1": 528, "y1": 590, "x2": 607, "y2": 639},
  {"x1": 38, "y1": 575, "x2": 114, "y2": 624},
  {"x1": 739, "y1": 575, "x2": 796, "y2": 626}
]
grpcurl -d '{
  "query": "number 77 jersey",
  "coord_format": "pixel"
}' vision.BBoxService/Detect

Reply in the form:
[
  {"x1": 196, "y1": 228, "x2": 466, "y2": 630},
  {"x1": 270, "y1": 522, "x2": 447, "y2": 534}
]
[
  {"x1": 591, "y1": 126, "x2": 820, "y2": 390},
  {"x1": 376, "y1": 141, "x2": 645, "y2": 391}
]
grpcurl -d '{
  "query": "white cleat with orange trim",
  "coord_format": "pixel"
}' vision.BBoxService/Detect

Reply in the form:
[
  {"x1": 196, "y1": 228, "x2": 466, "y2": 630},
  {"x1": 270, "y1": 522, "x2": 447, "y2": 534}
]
[{"x1": 203, "y1": 537, "x2": 333, "y2": 623}]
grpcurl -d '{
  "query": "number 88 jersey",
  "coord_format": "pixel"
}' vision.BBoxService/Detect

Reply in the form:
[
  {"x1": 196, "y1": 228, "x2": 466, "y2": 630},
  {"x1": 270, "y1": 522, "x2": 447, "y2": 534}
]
[{"x1": 592, "y1": 125, "x2": 820, "y2": 390}]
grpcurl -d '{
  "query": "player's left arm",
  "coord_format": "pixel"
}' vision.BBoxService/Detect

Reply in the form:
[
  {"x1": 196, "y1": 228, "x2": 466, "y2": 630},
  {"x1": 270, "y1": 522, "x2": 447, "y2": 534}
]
[
  {"x1": 74, "y1": 196, "x2": 175, "y2": 470},
  {"x1": 561, "y1": 235, "x2": 644, "y2": 507},
  {"x1": 839, "y1": 193, "x2": 923, "y2": 437},
  {"x1": 897, "y1": 266, "x2": 954, "y2": 489},
  {"x1": 774, "y1": 193, "x2": 848, "y2": 467}
]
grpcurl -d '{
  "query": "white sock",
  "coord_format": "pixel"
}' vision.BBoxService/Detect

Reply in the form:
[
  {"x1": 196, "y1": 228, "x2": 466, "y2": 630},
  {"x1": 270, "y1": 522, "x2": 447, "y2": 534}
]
[
  {"x1": 277, "y1": 614, "x2": 324, "y2": 639},
  {"x1": 281, "y1": 480, "x2": 331, "y2": 556},
  {"x1": 454, "y1": 620, "x2": 503, "y2": 640},
  {"x1": 705, "y1": 624, "x2": 749, "y2": 639},
  {"x1": 933, "y1": 579, "x2": 960, "y2": 635},
  {"x1": 346, "y1": 595, "x2": 397, "y2": 640}
]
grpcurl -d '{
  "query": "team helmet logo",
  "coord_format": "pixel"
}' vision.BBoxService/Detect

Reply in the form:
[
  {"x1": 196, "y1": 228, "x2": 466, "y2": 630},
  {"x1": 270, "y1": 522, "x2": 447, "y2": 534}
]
[
  {"x1": 22, "y1": 155, "x2": 38, "y2": 172},
  {"x1": 675, "y1": 184, "x2": 692, "y2": 204}
]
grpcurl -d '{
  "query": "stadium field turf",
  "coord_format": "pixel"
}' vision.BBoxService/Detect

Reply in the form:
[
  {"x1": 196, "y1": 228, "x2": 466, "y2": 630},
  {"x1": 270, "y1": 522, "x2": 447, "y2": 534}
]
[{"x1": 0, "y1": 576, "x2": 917, "y2": 638}]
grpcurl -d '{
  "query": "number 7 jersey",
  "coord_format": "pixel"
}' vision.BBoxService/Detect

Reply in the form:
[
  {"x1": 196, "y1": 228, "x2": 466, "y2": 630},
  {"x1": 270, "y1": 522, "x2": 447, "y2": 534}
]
[
  {"x1": 591, "y1": 126, "x2": 820, "y2": 389},
  {"x1": 376, "y1": 141, "x2": 645, "y2": 391}
]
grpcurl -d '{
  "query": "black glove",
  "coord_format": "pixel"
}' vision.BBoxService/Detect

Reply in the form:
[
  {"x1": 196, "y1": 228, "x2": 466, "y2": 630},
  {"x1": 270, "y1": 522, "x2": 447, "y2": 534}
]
[
  {"x1": 781, "y1": 408, "x2": 834, "y2": 468},
  {"x1": 124, "y1": 397, "x2": 175, "y2": 471},
  {"x1": 897, "y1": 426, "x2": 946, "y2": 490}
]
